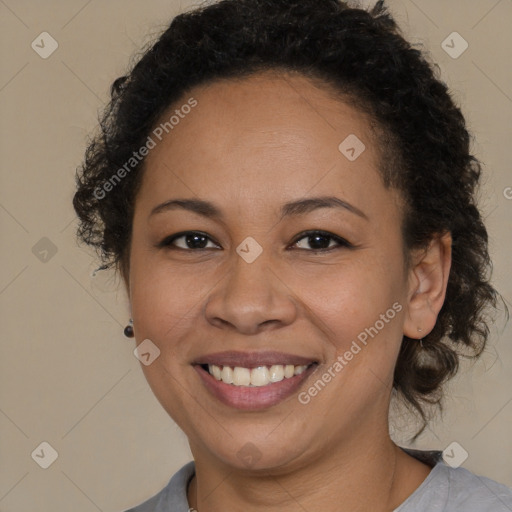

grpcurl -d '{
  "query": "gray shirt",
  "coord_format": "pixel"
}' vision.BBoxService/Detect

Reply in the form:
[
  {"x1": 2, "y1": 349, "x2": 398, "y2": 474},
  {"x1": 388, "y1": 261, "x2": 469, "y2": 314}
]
[{"x1": 124, "y1": 449, "x2": 512, "y2": 511}]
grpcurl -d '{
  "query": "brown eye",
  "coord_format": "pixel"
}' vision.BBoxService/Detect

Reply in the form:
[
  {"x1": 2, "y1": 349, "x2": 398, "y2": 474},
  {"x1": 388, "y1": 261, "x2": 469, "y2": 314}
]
[
  {"x1": 292, "y1": 231, "x2": 352, "y2": 251},
  {"x1": 158, "y1": 231, "x2": 221, "y2": 250}
]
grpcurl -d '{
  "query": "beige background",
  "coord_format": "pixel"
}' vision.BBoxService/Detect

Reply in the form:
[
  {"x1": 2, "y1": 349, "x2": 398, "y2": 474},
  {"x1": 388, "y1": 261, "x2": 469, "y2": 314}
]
[{"x1": 0, "y1": 0, "x2": 511, "y2": 510}]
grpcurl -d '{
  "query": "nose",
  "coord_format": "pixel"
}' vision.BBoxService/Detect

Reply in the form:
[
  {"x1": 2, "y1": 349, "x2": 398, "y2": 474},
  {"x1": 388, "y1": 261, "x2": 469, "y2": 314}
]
[{"x1": 204, "y1": 250, "x2": 297, "y2": 335}]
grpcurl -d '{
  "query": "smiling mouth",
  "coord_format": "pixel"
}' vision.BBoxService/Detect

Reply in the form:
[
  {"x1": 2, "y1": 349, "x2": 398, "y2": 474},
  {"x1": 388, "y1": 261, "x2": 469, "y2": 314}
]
[
  {"x1": 200, "y1": 362, "x2": 317, "y2": 387},
  {"x1": 194, "y1": 361, "x2": 319, "y2": 410},
  {"x1": 192, "y1": 350, "x2": 320, "y2": 410}
]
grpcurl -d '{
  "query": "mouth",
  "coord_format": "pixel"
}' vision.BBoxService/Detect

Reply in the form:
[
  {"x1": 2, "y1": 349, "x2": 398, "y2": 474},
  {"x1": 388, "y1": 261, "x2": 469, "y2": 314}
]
[
  {"x1": 192, "y1": 351, "x2": 319, "y2": 410},
  {"x1": 199, "y1": 362, "x2": 315, "y2": 386}
]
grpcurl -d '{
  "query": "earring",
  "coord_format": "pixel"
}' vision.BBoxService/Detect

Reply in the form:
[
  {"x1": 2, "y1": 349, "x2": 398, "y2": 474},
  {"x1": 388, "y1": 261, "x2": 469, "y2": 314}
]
[
  {"x1": 417, "y1": 327, "x2": 424, "y2": 348},
  {"x1": 124, "y1": 318, "x2": 134, "y2": 338}
]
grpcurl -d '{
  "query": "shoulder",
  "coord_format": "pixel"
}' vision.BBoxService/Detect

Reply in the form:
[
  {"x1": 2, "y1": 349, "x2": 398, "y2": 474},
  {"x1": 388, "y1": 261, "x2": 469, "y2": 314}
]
[
  {"x1": 396, "y1": 459, "x2": 512, "y2": 512},
  {"x1": 440, "y1": 464, "x2": 512, "y2": 511},
  {"x1": 122, "y1": 461, "x2": 195, "y2": 512}
]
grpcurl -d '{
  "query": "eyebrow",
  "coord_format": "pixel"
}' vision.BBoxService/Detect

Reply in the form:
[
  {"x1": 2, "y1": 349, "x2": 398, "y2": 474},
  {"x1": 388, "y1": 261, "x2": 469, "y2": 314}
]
[
  {"x1": 279, "y1": 196, "x2": 368, "y2": 221},
  {"x1": 150, "y1": 198, "x2": 220, "y2": 218},
  {"x1": 149, "y1": 196, "x2": 368, "y2": 220}
]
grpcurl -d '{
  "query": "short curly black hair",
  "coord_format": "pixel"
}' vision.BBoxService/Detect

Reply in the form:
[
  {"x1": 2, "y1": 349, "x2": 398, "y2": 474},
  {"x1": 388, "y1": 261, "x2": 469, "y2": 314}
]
[{"x1": 73, "y1": 0, "x2": 499, "y2": 436}]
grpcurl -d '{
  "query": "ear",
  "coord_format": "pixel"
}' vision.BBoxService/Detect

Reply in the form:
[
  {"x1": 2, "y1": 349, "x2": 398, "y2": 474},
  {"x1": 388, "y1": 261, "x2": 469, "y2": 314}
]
[{"x1": 403, "y1": 232, "x2": 452, "y2": 339}]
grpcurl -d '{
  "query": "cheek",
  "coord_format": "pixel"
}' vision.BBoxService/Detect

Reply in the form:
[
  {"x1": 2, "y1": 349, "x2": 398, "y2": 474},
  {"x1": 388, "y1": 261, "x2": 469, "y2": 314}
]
[
  {"x1": 128, "y1": 254, "x2": 205, "y2": 424},
  {"x1": 128, "y1": 249, "x2": 208, "y2": 354},
  {"x1": 288, "y1": 255, "x2": 404, "y2": 345},
  {"x1": 130, "y1": 251, "x2": 405, "y2": 347}
]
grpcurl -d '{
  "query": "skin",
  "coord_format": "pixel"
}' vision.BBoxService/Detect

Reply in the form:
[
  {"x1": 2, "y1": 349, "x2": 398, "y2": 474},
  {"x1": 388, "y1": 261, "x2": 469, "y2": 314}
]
[{"x1": 125, "y1": 71, "x2": 452, "y2": 511}]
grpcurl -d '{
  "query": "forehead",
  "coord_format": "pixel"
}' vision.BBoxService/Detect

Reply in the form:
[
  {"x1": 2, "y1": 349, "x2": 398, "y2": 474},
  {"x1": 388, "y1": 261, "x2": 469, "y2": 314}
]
[
  {"x1": 157, "y1": 71, "x2": 375, "y2": 149},
  {"x1": 136, "y1": 71, "x2": 393, "y2": 217}
]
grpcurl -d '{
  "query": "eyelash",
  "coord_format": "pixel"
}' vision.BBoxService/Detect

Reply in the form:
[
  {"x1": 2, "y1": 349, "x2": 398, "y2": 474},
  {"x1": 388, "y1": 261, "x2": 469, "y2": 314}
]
[{"x1": 157, "y1": 230, "x2": 353, "y2": 253}]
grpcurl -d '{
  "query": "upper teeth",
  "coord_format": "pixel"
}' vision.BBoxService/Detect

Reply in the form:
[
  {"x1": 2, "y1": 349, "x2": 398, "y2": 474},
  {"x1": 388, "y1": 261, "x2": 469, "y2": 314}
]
[{"x1": 208, "y1": 364, "x2": 309, "y2": 387}]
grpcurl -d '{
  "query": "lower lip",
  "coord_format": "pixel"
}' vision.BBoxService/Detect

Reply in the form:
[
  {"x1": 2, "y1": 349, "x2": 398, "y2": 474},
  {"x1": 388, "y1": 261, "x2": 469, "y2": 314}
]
[{"x1": 194, "y1": 364, "x2": 318, "y2": 410}]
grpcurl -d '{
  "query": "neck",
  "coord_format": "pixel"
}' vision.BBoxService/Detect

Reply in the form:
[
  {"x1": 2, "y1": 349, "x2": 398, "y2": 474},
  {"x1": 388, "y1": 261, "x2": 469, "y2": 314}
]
[{"x1": 187, "y1": 428, "x2": 430, "y2": 512}]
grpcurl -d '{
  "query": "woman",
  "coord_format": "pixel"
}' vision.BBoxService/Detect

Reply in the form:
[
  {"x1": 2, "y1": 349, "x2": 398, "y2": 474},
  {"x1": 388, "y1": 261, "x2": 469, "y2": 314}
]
[{"x1": 73, "y1": 0, "x2": 512, "y2": 510}]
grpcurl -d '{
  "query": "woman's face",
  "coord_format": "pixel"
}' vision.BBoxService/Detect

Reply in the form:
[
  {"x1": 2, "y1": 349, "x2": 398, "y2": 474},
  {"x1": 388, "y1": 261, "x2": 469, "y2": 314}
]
[{"x1": 128, "y1": 72, "x2": 413, "y2": 471}]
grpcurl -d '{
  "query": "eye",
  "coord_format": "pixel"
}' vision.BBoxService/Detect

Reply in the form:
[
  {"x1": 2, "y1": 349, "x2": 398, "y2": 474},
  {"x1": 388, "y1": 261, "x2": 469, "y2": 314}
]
[
  {"x1": 290, "y1": 230, "x2": 352, "y2": 252},
  {"x1": 158, "y1": 231, "x2": 221, "y2": 250}
]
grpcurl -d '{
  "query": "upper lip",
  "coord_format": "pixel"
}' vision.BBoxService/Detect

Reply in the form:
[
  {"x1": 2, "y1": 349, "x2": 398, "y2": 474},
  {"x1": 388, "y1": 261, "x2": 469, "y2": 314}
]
[{"x1": 192, "y1": 350, "x2": 318, "y2": 368}]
